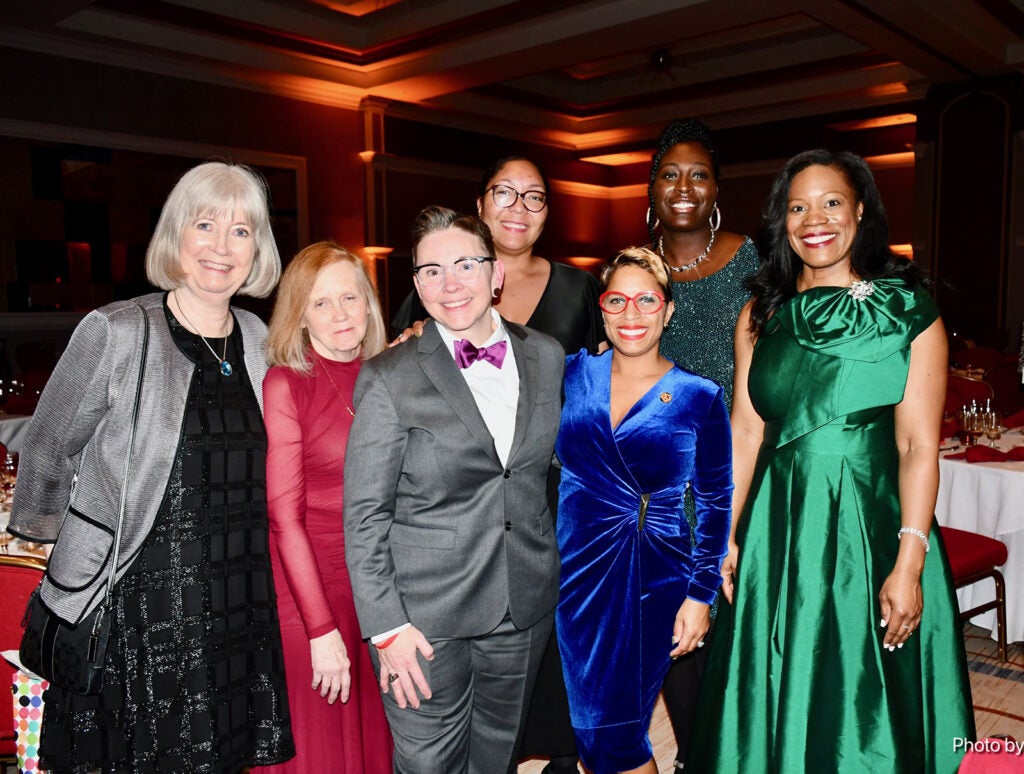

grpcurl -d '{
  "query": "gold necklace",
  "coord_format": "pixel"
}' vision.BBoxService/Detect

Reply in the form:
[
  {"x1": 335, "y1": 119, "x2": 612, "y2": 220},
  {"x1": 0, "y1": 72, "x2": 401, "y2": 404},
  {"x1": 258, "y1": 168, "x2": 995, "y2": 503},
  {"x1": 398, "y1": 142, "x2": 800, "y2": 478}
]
[
  {"x1": 313, "y1": 351, "x2": 355, "y2": 417},
  {"x1": 173, "y1": 291, "x2": 233, "y2": 377}
]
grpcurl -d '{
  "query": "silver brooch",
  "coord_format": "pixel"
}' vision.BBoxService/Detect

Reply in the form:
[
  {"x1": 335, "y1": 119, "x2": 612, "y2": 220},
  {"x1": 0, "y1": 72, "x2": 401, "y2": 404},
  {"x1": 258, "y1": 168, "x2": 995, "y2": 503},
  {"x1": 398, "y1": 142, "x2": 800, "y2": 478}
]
[{"x1": 847, "y1": 280, "x2": 875, "y2": 301}]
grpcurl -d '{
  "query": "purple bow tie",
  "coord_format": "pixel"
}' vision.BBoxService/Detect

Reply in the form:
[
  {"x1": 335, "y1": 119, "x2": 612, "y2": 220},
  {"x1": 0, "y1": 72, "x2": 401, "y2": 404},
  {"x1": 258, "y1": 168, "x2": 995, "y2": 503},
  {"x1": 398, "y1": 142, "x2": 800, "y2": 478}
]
[{"x1": 454, "y1": 339, "x2": 507, "y2": 369}]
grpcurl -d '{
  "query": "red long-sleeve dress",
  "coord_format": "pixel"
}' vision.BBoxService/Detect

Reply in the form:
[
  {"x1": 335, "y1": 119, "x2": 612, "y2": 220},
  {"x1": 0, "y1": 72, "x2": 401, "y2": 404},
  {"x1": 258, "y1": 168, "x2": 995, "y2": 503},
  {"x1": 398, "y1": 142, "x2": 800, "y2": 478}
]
[{"x1": 255, "y1": 354, "x2": 392, "y2": 773}]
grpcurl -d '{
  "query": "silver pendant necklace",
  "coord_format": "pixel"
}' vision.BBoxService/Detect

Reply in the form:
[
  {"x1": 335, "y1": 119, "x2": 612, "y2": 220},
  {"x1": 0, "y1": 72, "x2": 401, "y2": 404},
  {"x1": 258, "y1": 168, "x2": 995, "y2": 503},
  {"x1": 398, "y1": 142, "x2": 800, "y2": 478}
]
[{"x1": 173, "y1": 291, "x2": 233, "y2": 377}]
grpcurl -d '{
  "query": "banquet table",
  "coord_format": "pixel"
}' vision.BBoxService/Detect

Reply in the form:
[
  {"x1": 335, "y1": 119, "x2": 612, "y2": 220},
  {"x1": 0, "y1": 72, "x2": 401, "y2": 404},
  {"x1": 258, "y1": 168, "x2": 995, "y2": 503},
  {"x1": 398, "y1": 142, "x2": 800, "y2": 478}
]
[
  {"x1": 0, "y1": 413, "x2": 32, "y2": 453},
  {"x1": 935, "y1": 430, "x2": 1024, "y2": 644}
]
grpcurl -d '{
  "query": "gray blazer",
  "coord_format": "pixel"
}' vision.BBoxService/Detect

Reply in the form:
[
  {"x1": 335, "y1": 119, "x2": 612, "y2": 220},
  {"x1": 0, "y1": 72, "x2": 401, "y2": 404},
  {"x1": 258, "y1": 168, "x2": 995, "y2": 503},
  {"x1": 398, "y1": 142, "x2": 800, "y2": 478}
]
[
  {"x1": 343, "y1": 319, "x2": 564, "y2": 640},
  {"x1": 9, "y1": 292, "x2": 269, "y2": 624}
]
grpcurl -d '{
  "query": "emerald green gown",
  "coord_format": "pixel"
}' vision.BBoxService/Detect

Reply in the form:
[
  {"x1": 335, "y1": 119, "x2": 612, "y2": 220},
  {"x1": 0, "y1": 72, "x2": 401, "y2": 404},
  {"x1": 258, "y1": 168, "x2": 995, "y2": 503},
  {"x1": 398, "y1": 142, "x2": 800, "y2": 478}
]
[{"x1": 691, "y1": 279, "x2": 975, "y2": 773}]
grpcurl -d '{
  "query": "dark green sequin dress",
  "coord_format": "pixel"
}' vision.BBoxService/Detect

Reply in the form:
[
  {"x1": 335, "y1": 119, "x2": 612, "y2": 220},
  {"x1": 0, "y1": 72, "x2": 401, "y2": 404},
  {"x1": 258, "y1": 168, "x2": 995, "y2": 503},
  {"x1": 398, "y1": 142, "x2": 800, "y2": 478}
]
[{"x1": 659, "y1": 237, "x2": 760, "y2": 409}]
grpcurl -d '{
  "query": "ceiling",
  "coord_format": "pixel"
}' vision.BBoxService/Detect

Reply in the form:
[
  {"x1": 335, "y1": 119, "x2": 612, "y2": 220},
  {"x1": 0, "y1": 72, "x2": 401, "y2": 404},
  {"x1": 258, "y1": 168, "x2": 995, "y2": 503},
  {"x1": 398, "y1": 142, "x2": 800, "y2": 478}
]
[{"x1": 2, "y1": 0, "x2": 1024, "y2": 155}]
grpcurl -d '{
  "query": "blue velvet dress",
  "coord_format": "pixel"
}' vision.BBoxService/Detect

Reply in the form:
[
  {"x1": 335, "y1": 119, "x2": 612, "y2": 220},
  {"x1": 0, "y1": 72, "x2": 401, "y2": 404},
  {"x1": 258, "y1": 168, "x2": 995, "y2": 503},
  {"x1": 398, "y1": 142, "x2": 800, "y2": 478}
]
[{"x1": 555, "y1": 350, "x2": 733, "y2": 774}]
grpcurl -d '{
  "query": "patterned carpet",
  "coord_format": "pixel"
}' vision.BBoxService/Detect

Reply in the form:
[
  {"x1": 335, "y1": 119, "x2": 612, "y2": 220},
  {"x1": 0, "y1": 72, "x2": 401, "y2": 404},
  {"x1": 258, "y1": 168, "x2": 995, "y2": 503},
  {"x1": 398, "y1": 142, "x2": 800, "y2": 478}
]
[{"x1": 966, "y1": 624, "x2": 1024, "y2": 743}]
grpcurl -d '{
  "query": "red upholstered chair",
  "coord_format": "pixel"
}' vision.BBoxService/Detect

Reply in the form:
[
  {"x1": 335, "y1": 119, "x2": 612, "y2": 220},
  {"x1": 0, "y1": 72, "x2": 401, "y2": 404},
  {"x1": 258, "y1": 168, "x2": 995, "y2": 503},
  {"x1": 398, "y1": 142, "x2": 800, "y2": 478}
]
[
  {"x1": 951, "y1": 345, "x2": 1003, "y2": 372},
  {"x1": 940, "y1": 527, "x2": 1009, "y2": 662},
  {"x1": 947, "y1": 375, "x2": 995, "y2": 408},
  {"x1": 0, "y1": 554, "x2": 45, "y2": 766},
  {"x1": 986, "y1": 361, "x2": 1024, "y2": 415}
]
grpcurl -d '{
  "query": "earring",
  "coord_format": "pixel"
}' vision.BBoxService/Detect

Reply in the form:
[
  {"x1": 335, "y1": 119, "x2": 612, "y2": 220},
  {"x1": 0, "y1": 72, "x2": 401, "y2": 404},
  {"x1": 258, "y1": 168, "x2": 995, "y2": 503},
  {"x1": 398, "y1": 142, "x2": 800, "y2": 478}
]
[
  {"x1": 709, "y1": 203, "x2": 722, "y2": 233},
  {"x1": 492, "y1": 287, "x2": 500, "y2": 299},
  {"x1": 646, "y1": 206, "x2": 660, "y2": 233}
]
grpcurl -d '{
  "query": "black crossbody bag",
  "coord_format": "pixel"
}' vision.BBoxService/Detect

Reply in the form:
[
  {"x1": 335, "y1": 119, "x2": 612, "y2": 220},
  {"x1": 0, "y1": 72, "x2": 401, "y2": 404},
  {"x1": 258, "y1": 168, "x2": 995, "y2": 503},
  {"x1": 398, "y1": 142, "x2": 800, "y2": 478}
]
[{"x1": 19, "y1": 307, "x2": 149, "y2": 695}]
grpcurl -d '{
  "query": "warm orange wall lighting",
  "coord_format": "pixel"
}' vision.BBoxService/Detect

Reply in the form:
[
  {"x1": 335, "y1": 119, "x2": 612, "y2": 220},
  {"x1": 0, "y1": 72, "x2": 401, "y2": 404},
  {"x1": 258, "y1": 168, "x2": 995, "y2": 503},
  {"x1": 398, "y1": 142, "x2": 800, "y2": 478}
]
[
  {"x1": 579, "y1": 151, "x2": 652, "y2": 167},
  {"x1": 830, "y1": 113, "x2": 917, "y2": 131},
  {"x1": 563, "y1": 257, "x2": 607, "y2": 273},
  {"x1": 890, "y1": 244, "x2": 914, "y2": 259},
  {"x1": 864, "y1": 152, "x2": 915, "y2": 168},
  {"x1": 864, "y1": 83, "x2": 909, "y2": 98}
]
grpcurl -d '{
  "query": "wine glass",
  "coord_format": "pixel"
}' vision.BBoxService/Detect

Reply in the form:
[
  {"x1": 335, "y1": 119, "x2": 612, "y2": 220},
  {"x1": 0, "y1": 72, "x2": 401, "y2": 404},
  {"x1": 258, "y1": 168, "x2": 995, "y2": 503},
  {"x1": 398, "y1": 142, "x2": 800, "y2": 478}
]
[
  {"x1": 0, "y1": 506, "x2": 11, "y2": 553},
  {"x1": 962, "y1": 411, "x2": 984, "y2": 447},
  {"x1": 983, "y1": 411, "x2": 1003, "y2": 447},
  {"x1": 0, "y1": 451, "x2": 16, "y2": 500}
]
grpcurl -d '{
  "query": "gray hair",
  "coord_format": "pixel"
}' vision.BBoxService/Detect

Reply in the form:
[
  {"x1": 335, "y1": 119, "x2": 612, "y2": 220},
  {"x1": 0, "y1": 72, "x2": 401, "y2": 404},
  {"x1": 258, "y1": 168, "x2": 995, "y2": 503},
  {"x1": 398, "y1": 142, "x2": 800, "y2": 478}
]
[{"x1": 145, "y1": 161, "x2": 281, "y2": 298}]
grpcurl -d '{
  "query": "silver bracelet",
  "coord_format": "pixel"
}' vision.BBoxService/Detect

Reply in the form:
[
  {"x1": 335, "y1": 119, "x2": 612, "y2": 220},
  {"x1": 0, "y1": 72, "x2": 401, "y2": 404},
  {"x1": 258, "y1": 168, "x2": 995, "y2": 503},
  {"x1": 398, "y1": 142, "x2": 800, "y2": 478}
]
[{"x1": 898, "y1": 527, "x2": 930, "y2": 553}]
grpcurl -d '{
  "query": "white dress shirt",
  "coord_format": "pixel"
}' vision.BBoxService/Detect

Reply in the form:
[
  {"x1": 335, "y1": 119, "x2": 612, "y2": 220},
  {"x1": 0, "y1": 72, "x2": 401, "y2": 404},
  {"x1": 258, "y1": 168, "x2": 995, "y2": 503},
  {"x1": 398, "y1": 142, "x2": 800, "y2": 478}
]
[{"x1": 436, "y1": 308, "x2": 520, "y2": 466}]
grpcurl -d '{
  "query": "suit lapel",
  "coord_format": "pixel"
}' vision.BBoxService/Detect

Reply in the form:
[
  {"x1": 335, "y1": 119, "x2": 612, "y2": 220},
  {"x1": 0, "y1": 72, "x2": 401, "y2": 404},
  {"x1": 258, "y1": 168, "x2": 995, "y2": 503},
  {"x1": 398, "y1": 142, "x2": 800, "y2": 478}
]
[
  {"x1": 417, "y1": 321, "x2": 501, "y2": 463},
  {"x1": 506, "y1": 322, "x2": 537, "y2": 465}
]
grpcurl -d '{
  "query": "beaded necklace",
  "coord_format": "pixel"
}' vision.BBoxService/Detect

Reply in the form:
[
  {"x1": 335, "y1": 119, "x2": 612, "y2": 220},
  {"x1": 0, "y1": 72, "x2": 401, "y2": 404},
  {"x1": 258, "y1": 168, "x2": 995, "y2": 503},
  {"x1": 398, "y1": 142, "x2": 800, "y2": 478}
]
[{"x1": 659, "y1": 230, "x2": 715, "y2": 273}]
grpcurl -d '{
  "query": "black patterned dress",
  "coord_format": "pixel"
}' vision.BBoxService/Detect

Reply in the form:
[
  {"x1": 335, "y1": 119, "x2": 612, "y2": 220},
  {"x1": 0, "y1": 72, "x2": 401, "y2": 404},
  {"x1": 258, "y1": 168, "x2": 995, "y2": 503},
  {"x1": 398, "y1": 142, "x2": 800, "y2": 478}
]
[{"x1": 40, "y1": 305, "x2": 294, "y2": 773}]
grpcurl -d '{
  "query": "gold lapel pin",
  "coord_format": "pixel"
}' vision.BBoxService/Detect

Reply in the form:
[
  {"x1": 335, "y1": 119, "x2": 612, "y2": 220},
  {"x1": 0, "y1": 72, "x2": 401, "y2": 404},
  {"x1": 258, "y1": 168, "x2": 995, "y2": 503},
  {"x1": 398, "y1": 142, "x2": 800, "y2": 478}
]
[{"x1": 660, "y1": 392, "x2": 672, "y2": 403}]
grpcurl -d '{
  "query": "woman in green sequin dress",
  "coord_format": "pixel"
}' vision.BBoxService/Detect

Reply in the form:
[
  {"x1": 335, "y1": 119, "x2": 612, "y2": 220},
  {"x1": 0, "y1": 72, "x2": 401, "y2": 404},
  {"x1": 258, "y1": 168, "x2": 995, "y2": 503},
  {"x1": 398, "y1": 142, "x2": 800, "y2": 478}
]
[
  {"x1": 691, "y1": 151, "x2": 974, "y2": 773},
  {"x1": 644, "y1": 119, "x2": 759, "y2": 769},
  {"x1": 647, "y1": 119, "x2": 759, "y2": 409}
]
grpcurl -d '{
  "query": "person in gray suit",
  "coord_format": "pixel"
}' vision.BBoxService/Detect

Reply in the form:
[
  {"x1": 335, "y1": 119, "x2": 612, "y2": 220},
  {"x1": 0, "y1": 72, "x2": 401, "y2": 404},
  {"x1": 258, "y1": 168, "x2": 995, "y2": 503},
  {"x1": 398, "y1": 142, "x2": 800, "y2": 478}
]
[{"x1": 344, "y1": 205, "x2": 564, "y2": 773}]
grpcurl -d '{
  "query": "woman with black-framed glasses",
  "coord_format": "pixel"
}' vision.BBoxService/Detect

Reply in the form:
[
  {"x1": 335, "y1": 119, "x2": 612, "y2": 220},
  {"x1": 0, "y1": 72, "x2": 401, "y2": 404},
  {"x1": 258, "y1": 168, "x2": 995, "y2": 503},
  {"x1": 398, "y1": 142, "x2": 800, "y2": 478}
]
[
  {"x1": 554, "y1": 247, "x2": 732, "y2": 774},
  {"x1": 393, "y1": 155, "x2": 603, "y2": 357}
]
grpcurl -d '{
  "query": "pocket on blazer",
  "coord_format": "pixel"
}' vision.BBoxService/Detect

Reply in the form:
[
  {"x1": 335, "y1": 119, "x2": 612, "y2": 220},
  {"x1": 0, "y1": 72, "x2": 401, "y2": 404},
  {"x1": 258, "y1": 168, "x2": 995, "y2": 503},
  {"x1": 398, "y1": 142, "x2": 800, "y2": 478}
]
[
  {"x1": 389, "y1": 522, "x2": 456, "y2": 551},
  {"x1": 45, "y1": 507, "x2": 115, "y2": 592}
]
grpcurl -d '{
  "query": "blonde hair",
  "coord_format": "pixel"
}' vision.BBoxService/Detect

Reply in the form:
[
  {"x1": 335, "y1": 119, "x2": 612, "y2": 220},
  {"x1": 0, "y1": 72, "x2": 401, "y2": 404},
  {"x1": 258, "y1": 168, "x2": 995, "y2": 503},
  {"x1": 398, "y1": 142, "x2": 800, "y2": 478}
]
[
  {"x1": 266, "y1": 241, "x2": 386, "y2": 371},
  {"x1": 601, "y1": 246, "x2": 672, "y2": 299},
  {"x1": 145, "y1": 162, "x2": 281, "y2": 297}
]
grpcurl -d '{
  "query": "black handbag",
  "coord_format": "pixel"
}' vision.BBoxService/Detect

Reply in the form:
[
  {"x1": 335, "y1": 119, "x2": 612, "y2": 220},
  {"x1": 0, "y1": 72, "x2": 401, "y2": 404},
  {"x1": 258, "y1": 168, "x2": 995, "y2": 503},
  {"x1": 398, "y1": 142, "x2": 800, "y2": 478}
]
[{"x1": 19, "y1": 308, "x2": 149, "y2": 695}]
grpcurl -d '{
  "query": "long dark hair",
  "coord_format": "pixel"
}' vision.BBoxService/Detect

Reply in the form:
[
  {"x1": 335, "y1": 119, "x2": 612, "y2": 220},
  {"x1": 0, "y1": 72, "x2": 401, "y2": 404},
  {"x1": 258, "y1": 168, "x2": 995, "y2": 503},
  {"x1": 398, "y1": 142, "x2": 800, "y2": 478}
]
[
  {"x1": 647, "y1": 119, "x2": 719, "y2": 244},
  {"x1": 748, "y1": 149, "x2": 923, "y2": 334}
]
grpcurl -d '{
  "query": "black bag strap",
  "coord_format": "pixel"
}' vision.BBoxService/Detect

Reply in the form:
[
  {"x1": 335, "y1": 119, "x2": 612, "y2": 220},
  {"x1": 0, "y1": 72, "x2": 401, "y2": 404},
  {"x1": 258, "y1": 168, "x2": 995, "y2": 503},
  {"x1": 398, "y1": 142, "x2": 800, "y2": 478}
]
[{"x1": 100, "y1": 304, "x2": 149, "y2": 609}]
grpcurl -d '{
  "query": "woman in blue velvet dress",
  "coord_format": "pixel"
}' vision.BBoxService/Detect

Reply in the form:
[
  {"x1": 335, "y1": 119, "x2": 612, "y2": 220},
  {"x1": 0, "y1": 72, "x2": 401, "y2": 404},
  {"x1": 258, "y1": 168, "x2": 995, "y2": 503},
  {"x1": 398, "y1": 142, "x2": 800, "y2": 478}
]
[{"x1": 555, "y1": 248, "x2": 733, "y2": 774}]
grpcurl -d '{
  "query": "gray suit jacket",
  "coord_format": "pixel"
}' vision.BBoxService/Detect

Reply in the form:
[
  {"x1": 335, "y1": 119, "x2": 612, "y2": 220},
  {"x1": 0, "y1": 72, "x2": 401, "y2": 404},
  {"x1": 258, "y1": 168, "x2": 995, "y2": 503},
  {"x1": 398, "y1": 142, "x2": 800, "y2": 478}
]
[
  {"x1": 344, "y1": 319, "x2": 563, "y2": 640},
  {"x1": 9, "y1": 292, "x2": 269, "y2": 624}
]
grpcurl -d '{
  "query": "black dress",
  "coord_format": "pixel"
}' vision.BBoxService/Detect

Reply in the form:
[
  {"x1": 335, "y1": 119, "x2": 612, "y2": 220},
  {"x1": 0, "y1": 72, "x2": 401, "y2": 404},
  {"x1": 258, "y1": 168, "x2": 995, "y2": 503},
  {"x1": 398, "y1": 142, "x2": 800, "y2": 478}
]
[{"x1": 39, "y1": 307, "x2": 294, "y2": 773}]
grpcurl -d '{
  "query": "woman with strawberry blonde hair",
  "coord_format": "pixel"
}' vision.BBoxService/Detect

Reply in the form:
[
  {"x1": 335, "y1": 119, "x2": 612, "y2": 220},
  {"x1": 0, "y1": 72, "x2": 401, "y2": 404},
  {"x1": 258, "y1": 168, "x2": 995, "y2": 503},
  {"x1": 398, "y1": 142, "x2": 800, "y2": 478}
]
[{"x1": 257, "y1": 242, "x2": 392, "y2": 773}]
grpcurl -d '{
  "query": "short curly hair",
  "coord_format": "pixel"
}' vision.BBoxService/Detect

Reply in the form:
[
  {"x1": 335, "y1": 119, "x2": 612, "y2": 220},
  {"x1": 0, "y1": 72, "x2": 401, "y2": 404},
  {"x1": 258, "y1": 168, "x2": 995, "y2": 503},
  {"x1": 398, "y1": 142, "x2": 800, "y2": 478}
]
[{"x1": 601, "y1": 246, "x2": 672, "y2": 300}]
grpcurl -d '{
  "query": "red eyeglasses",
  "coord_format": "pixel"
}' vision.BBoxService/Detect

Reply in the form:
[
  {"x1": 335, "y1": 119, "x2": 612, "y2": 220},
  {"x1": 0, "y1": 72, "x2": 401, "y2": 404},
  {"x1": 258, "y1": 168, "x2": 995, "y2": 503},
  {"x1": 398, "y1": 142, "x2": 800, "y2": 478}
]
[{"x1": 599, "y1": 291, "x2": 666, "y2": 315}]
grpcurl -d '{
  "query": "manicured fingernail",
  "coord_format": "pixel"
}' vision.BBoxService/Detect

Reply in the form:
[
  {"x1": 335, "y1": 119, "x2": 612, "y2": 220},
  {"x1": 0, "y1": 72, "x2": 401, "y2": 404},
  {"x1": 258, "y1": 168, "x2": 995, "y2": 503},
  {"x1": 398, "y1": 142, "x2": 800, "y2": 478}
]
[
  {"x1": 880, "y1": 619, "x2": 887, "y2": 627},
  {"x1": 897, "y1": 643, "x2": 904, "y2": 649}
]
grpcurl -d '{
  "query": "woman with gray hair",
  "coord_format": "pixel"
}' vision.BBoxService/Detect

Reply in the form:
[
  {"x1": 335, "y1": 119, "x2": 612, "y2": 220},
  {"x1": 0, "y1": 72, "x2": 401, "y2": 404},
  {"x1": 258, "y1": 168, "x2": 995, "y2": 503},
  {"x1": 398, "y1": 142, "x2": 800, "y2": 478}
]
[{"x1": 9, "y1": 161, "x2": 295, "y2": 772}]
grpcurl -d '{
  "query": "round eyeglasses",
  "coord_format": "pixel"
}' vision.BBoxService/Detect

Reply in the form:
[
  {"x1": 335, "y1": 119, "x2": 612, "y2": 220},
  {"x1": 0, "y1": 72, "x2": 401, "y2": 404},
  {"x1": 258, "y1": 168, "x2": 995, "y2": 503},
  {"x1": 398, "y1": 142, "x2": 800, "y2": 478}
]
[
  {"x1": 486, "y1": 184, "x2": 548, "y2": 213},
  {"x1": 413, "y1": 256, "x2": 495, "y2": 288},
  {"x1": 599, "y1": 291, "x2": 666, "y2": 315}
]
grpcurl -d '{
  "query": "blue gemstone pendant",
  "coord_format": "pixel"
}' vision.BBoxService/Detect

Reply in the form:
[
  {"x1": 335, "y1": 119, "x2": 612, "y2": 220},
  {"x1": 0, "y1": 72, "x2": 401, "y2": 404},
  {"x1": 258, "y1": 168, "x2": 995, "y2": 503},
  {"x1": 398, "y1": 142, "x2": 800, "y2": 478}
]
[{"x1": 220, "y1": 360, "x2": 233, "y2": 377}]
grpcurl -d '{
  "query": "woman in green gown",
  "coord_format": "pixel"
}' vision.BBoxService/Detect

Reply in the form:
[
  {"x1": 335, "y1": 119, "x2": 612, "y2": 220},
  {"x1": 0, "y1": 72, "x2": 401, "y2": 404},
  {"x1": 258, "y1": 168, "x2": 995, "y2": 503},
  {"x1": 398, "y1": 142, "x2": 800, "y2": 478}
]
[{"x1": 691, "y1": 150, "x2": 974, "y2": 773}]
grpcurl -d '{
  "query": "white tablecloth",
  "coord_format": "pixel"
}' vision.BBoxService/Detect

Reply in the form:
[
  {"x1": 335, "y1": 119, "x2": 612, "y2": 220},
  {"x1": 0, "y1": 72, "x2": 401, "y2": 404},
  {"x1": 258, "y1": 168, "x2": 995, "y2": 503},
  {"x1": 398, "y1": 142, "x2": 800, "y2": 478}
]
[
  {"x1": 935, "y1": 430, "x2": 1024, "y2": 643},
  {"x1": 0, "y1": 414, "x2": 31, "y2": 453}
]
